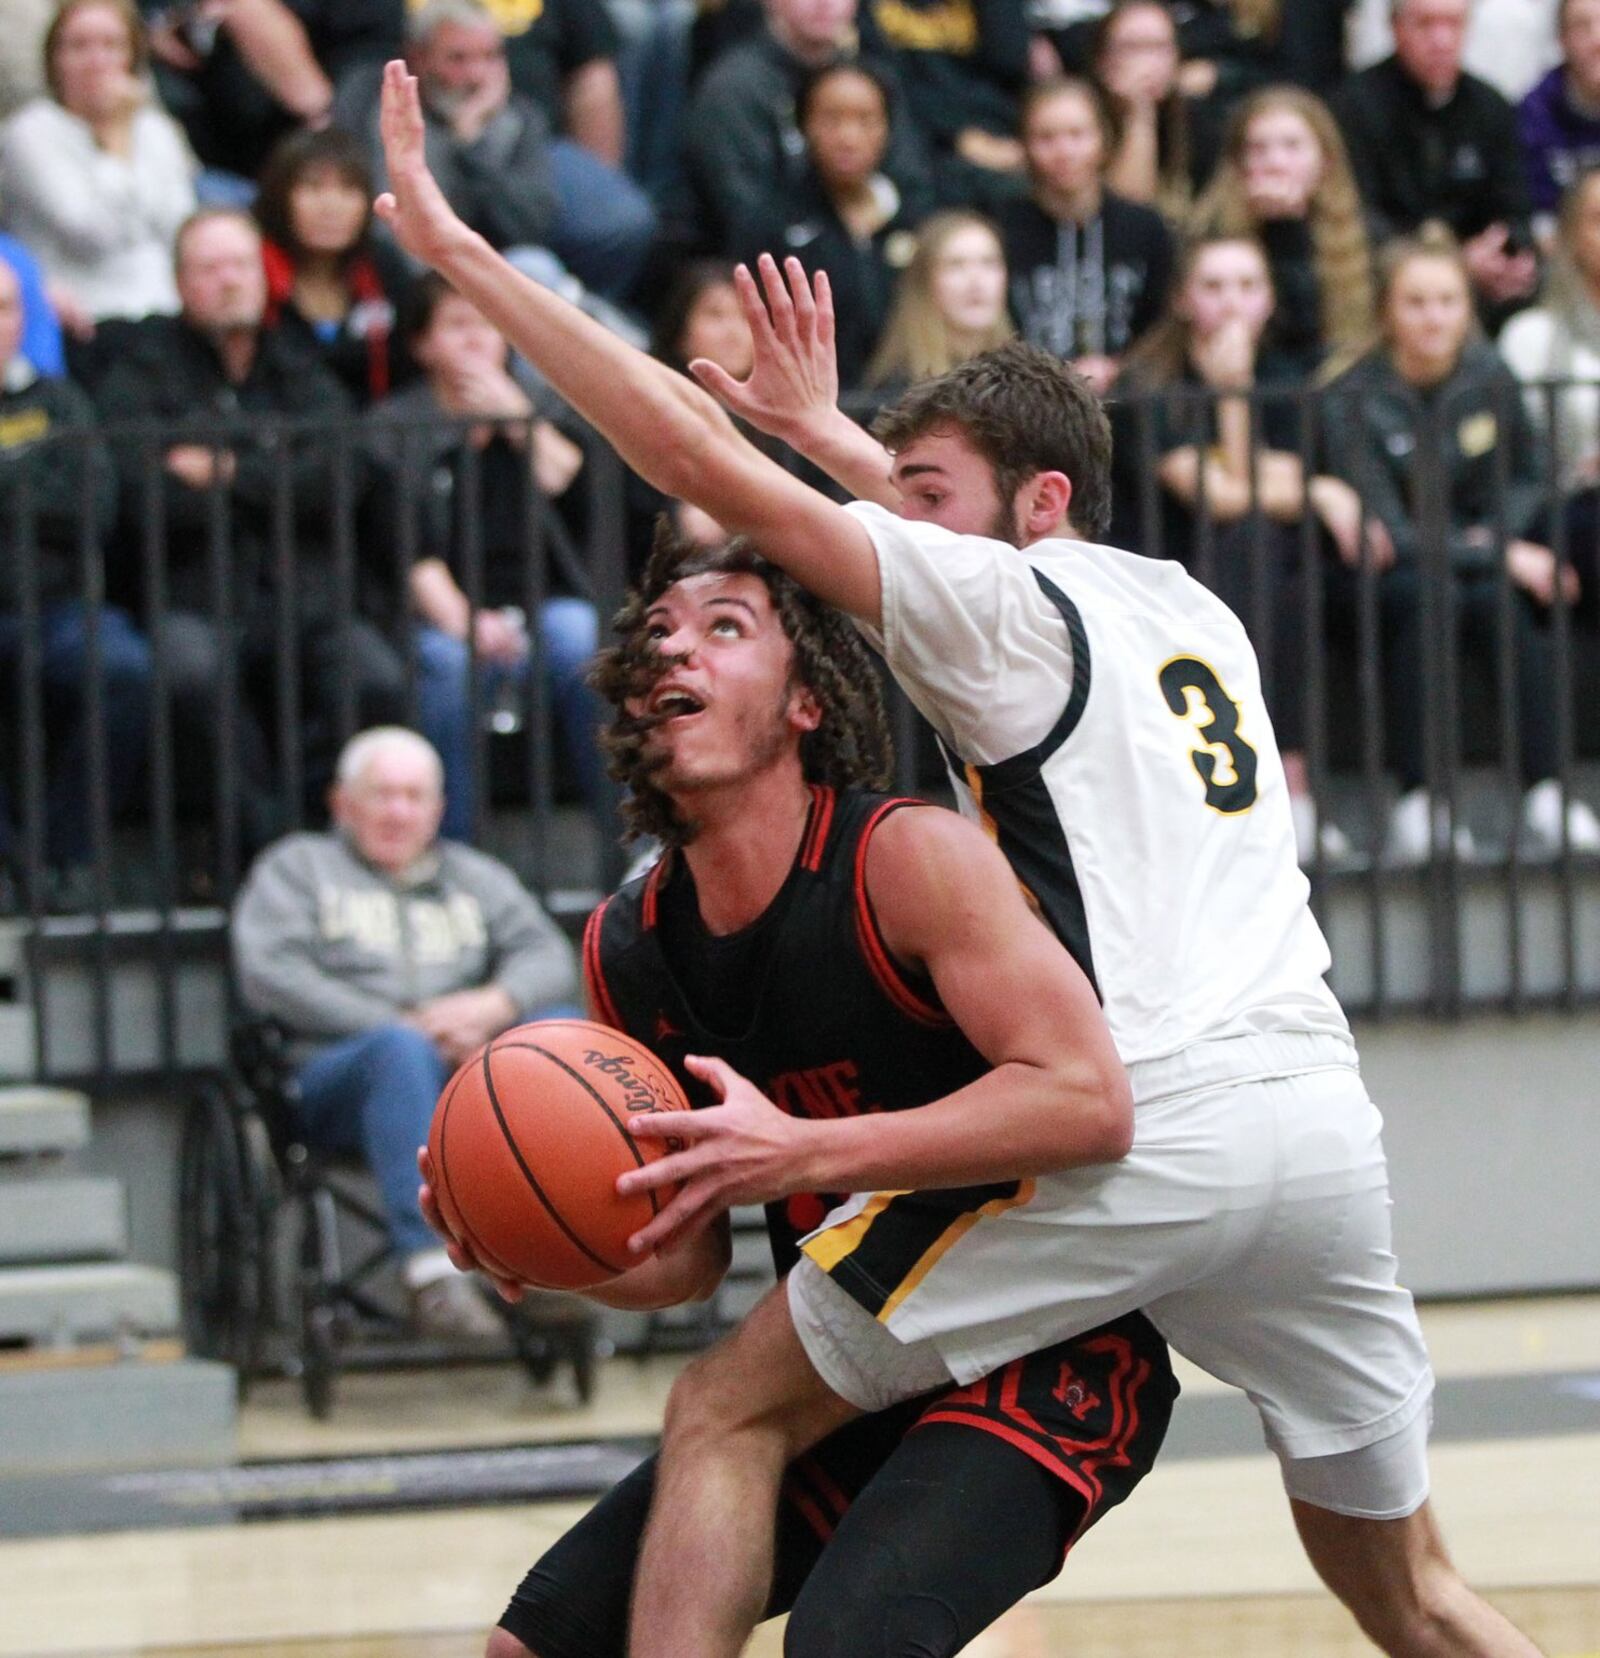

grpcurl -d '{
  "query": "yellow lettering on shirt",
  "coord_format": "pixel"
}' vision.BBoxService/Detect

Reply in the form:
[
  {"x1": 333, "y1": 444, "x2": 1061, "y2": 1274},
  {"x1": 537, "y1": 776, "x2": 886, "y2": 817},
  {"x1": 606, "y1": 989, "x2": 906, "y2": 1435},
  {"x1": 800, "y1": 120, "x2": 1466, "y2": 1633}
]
[
  {"x1": 871, "y1": 0, "x2": 978, "y2": 54},
  {"x1": 409, "y1": 0, "x2": 543, "y2": 35},
  {"x1": 0, "y1": 408, "x2": 51, "y2": 452}
]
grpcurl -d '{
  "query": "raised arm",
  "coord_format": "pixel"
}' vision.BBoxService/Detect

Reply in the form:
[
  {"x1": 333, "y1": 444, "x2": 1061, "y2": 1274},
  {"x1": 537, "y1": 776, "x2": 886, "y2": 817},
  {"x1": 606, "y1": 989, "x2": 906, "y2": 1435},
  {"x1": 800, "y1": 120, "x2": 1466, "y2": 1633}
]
[{"x1": 372, "y1": 62, "x2": 883, "y2": 624}]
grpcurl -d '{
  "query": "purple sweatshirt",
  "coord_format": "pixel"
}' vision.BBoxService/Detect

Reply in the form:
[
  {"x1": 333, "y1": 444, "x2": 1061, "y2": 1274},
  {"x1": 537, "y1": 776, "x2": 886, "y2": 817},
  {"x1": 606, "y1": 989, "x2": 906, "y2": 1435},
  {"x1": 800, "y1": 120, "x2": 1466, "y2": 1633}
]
[{"x1": 1518, "y1": 67, "x2": 1600, "y2": 214}]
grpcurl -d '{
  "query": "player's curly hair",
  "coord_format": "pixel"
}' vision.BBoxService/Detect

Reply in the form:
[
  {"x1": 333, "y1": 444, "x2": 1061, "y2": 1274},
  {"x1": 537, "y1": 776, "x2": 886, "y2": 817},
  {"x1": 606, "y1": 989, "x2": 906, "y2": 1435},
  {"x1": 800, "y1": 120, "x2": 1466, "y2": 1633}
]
[{"x1": 589, "y1": 525, "x2": 894, "y2": 849}]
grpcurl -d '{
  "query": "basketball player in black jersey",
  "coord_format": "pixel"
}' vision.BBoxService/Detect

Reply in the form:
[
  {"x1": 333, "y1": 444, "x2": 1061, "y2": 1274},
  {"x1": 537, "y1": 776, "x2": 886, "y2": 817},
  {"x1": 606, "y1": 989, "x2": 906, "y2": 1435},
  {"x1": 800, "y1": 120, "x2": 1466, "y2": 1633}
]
[{"x1": 418, "y1": 533, "x2": 1176, "y2": 1658}]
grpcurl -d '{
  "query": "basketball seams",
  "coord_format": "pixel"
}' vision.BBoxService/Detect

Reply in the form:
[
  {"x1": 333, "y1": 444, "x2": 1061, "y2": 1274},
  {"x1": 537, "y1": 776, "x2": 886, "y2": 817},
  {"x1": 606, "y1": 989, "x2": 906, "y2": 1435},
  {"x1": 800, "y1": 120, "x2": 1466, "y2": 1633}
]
[
  {"x1": 481, "y1": 1046, "x2": 631, "y2": 1274},
  {"x1": 432, "y1": 1059, "x2": 523, "y2": 1285}
]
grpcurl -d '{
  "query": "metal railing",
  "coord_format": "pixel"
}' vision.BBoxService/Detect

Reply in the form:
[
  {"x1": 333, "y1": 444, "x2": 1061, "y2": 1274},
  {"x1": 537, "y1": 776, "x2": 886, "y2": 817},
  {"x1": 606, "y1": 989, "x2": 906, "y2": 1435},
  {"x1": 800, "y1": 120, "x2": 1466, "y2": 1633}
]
[{"x1": 3, "y1": 386, "x2": 1599, "y2": 1083}]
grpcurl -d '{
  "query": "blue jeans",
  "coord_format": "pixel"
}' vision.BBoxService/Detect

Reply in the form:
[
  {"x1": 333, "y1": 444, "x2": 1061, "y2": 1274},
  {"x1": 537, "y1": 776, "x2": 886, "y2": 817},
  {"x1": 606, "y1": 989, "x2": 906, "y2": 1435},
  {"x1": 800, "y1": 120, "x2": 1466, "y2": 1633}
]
[
  {"x1": 414, "y1": 599, "x2": 609, "y2": 842},
  {"x1": 295, "y1": 1025, "x2": 451, "y2": 1259},
  {"x1": 546, "y1": 137, "x2": 658, "y2": 302},
  {"x1": 0, "y1": 602, "x2": 151, "y2": 868}
]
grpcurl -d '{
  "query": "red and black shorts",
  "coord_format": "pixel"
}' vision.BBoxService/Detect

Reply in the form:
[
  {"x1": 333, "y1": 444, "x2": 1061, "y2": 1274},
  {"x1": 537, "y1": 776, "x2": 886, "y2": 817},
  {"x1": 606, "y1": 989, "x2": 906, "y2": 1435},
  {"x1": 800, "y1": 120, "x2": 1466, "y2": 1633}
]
[{"x1": 500, "y1": 1309, "x2": 1175, "y2": 1658}]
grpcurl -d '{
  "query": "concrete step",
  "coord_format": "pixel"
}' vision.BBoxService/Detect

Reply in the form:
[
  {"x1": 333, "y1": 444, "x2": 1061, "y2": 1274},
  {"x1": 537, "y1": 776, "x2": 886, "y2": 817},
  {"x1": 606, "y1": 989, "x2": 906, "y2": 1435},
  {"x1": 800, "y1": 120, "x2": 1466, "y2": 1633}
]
[
  {"x1": 0, "y1": 1004, "x2": 37, "y2": 1081},
  {"x1": 0, "y1": 1086, "x2": 88, "y2": 1157},
  {"x1": 0, "y1": 1176, "x2": 127, "y2": 1264},
  {"x1": 0, "y1": 1349, "x2": 235, "y2": 1474},
  {"x1": 0, "y1": 1261, "x2": 178, "y2": 1345}
]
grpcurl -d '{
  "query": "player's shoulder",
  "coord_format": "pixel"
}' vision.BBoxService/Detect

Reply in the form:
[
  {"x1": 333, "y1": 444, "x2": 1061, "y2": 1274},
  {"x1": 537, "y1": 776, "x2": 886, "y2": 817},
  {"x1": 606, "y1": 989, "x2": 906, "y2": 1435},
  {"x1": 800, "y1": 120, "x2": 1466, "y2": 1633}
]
[{"x1": 859, "y1": 796, "x2": 995, "y2": 888}]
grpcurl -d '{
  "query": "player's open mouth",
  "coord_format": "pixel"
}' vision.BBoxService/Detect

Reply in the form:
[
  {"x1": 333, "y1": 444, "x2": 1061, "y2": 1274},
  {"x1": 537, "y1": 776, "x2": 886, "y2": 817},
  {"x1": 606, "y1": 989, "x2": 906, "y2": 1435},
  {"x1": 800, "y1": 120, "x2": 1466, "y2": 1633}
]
[{"x1": 648, "y1": 686, "x2": 707, "y2": 723}]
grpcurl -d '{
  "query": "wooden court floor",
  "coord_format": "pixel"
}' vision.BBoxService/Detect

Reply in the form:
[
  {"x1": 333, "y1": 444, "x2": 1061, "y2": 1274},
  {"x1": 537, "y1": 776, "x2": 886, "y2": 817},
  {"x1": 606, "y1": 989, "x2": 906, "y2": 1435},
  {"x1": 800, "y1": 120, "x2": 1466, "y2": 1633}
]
[{"x1": 2, "y1": 1295, "x2": 1597, "y2": 1658}]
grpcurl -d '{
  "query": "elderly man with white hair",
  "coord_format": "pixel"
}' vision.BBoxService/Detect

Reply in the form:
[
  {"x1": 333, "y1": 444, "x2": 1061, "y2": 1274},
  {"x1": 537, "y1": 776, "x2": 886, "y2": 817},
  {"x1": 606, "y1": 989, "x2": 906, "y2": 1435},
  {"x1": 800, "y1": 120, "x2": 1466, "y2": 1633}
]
[{"x1": 232, "y1": 725, "x2": 579, "y2": 1340}]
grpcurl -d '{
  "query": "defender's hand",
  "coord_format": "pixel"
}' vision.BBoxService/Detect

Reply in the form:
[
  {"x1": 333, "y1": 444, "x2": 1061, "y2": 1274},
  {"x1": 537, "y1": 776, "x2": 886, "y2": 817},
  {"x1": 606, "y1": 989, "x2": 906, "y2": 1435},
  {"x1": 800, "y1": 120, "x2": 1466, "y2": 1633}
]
[
  {"x1": 690, "y1": 254, "x2": 840, "y2": 448},
  {"x1": 374, "y1": 60, "x2": 474, "y2": 269},
  {"x1": 618, "y1": 1055, "x2": 808, "y2": 1255}
]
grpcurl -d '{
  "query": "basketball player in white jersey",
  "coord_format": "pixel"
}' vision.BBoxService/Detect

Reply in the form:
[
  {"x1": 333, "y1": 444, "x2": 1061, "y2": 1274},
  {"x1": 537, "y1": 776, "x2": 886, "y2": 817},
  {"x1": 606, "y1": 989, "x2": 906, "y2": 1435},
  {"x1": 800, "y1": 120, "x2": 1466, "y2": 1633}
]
[{"x1": 373, "y1": 62, "x2": 1539, "y2": 1657}]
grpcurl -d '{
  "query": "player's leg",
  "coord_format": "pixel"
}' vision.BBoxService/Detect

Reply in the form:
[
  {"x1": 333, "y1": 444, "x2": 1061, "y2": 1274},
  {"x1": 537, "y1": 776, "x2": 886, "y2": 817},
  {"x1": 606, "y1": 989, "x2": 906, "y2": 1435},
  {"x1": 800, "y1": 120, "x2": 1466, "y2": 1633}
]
[
  {"x1": 1149, "y1": 1057, "x2": 1539, "y2": 1656},
  {"x1": 493, "y1": 1416, "x2": 909, "y2": 1658},
  {"x1": 1290, "y1": 1494, "x2": 1542, "y2": 1656},
  {"x1": 783, "y1": 1422, "x2": 1074, "y2": 1658},
  {"x1": 783, "y1": 1311, "x2": 1177, "y2": 1658},
  {"x1": 629, "y1": 1270, "x2": 954, "y2": 1658}
]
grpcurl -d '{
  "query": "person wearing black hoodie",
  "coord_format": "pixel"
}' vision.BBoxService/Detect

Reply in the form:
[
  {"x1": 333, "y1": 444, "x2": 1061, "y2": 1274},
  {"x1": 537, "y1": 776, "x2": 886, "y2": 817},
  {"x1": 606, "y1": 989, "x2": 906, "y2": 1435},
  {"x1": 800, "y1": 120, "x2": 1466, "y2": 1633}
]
[{"x1": 732, "y1": 58, "x2": 921, "y2": 390}]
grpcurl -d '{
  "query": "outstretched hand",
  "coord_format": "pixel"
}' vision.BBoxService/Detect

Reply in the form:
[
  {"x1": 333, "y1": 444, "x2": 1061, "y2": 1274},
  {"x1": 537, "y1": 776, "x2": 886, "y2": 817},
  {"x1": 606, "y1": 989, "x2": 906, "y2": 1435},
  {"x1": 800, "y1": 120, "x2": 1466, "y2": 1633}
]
[
  {"x1": 617, "y1": 1054, "x2": 809, "y2": 1257},
  {"x1": 373, "y1": 60, "x2": 472, "y2": 270},
  {"x1": 690, "y1": 254, "x2": 840, "y2": 447}
]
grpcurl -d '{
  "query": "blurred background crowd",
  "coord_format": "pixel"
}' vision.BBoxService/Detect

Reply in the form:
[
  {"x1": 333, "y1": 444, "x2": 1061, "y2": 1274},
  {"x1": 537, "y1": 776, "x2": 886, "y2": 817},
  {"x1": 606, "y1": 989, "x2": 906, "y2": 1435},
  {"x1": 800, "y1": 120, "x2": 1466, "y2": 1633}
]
[{"x1": 5, "y1": 0, "x2": 1600, "y2": 903}]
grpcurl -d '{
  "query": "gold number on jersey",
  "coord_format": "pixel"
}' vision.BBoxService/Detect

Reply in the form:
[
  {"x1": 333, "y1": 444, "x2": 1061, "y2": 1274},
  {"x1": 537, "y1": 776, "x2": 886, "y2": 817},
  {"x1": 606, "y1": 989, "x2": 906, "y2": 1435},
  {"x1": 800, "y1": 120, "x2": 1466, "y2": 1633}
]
[{"x1": 1158, "y1": 657, "x2": 1259, "y2": 814}]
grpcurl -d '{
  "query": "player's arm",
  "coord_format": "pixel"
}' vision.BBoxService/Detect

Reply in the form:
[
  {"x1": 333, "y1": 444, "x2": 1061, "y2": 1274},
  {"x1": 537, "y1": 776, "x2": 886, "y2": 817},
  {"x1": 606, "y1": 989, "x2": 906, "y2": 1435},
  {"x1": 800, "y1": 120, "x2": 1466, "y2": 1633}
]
[
  {"x1": 620, "y1": 810, "x2": 1132, "y2": 1252},
  {"x1": 372, "y1": 62, "x2": 883, "y2": 626},
  {"x1": 796, "y1": 807, "x2": 1132, "y2": 1191}
]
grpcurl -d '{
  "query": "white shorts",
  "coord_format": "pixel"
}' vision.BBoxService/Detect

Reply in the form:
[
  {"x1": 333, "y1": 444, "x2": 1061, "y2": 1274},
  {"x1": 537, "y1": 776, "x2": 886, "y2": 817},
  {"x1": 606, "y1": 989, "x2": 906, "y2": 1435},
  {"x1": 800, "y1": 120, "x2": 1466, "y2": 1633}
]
[{"x1": 792, "y1": 1031, "x2": 1435, "y2": 1513}]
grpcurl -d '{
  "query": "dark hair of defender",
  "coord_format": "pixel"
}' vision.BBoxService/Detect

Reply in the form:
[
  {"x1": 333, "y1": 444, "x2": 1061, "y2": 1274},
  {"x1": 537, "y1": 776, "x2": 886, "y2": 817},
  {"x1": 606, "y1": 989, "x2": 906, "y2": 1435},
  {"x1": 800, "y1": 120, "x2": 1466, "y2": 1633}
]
[
  {"x1": 590, "y1": 522, "x2": 895, "y2": 850},
  {"x1": 871, "y1": 338, "x2": 1114, "y2": 541}
]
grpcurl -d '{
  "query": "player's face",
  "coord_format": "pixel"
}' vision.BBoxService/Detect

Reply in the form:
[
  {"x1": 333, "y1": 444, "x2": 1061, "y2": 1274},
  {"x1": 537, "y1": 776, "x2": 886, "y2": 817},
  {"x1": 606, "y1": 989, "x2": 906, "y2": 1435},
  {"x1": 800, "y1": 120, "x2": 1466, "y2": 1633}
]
[
  {"x1": 890, "y1": 425, "x2": 1022, "y2": 544},
  {"x1": 631, "y1": 573, "x2": 820, "y2": 794},
  {"x1": 333, "y1": 750, "x2": 445, "y2": 874}
]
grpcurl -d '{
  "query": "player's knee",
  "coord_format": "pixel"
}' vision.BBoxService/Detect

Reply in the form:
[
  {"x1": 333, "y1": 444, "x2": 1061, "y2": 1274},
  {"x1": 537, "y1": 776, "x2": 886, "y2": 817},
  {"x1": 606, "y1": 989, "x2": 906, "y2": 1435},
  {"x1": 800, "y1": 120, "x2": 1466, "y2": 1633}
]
[{"x1": 659, "y1": 1349, "x2": 733, "y2": 1447}]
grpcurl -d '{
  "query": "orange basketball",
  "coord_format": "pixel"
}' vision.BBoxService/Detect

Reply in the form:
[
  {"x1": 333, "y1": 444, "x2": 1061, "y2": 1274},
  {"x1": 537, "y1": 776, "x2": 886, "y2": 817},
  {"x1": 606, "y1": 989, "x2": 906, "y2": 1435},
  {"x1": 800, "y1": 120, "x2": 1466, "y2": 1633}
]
[{"x1": 427, "y1": 1018, "x2": 691, "y2": 1290}]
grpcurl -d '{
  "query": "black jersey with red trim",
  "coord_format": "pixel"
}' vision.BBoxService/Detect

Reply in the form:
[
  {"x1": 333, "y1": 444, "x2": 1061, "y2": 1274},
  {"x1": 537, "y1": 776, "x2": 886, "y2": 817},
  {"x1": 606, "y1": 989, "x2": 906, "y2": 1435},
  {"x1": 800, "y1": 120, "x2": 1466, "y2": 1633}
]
[{"x1": 583, "y1": 785, "x2": 1022, "y2": 1280}]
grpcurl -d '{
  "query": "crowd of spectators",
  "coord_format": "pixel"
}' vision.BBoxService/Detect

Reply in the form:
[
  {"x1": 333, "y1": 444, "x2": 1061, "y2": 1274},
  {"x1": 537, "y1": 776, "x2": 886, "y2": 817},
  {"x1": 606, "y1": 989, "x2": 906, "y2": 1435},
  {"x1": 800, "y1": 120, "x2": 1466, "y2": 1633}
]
[{"x1": 5, "y1": 0, "x2": 1600, "y2": 902}]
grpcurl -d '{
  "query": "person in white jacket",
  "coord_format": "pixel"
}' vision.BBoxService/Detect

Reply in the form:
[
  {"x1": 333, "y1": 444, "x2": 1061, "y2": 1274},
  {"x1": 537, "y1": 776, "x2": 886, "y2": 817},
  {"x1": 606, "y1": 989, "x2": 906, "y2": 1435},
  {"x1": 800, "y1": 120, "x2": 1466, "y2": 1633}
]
[{"x1": 0, "y1": 0, "x2": 194, "y2": 329}]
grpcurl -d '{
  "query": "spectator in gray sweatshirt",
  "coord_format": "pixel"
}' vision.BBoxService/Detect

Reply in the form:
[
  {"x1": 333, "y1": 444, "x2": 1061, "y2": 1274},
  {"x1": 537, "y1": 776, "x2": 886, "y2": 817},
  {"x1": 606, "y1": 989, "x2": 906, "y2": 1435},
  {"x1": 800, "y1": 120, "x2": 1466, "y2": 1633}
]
[{"x1": 232, "y1": 724, "x2": 579, "y2": 1341}]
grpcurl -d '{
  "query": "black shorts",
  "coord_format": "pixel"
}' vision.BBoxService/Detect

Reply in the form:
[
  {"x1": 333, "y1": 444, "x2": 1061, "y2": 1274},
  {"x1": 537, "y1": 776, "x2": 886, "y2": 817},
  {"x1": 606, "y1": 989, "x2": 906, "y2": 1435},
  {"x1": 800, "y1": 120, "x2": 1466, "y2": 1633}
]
[{"x1": 499, "y1": 1309, "x2": 1175, "y2": 1658}]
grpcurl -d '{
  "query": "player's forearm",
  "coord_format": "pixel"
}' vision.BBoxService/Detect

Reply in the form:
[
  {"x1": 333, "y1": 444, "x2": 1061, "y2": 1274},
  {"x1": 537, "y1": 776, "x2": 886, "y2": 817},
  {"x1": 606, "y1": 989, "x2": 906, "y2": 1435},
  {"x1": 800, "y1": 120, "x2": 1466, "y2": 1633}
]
[
  {"x1": 433, "y1": 231, "x2": 748, "y2": 513},
  {"x1": 795, "y1": 1061, "x2": 1134, "y2": 1195},
  {"x1": 784, "y1": 406, "x2": 898, "y2": 510}
]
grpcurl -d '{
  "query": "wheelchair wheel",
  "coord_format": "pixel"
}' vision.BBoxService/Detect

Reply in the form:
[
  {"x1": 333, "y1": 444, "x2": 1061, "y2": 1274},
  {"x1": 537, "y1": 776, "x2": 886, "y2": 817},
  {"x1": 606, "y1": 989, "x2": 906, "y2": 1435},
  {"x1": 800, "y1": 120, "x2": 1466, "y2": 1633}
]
[
  {"x1": 296, "y1": 1186, "x2": 343, "y2": 1420},
  {"x1": 178, "y1": 1080, "x2": 271, "y2": 1377}
]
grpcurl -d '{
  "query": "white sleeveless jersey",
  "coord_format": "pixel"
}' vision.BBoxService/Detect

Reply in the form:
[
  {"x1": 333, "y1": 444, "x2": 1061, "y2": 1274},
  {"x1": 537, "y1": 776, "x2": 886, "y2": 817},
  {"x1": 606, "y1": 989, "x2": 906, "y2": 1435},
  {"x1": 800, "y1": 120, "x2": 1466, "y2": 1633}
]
[{"x1": 847, "y1": 502, "x2": 1349, "y2": 1067}]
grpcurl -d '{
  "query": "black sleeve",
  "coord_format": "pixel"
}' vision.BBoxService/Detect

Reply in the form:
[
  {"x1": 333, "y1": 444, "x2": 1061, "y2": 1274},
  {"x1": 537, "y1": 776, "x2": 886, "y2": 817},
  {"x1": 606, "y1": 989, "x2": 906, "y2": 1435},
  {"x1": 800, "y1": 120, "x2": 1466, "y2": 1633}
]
[
  {"x1": 547, "y1": 0, "x2": 621, "y2": 70},
  {"x1": 296, "y1": 0, "x2": 403, "y2": 81},
  {"x1": 1276, "y1": 0, "x2": 1355, "y2": 91}
]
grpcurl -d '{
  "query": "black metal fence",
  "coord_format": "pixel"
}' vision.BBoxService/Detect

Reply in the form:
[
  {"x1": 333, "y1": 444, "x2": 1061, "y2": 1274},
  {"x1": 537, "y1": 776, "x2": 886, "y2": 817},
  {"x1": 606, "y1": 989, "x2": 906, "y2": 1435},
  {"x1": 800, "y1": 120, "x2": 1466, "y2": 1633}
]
[{"x1": 3, "y1": 387, "x2": 1599, "y2": 1082}]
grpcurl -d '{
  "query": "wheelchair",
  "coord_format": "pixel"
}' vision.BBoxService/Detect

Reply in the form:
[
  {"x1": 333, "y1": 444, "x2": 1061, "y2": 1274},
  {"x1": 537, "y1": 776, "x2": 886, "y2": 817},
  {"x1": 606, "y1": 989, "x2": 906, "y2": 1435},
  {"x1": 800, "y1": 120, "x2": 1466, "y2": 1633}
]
[{"x1": 178, "y1": 1020, "x2": 599, "y2": 1418}]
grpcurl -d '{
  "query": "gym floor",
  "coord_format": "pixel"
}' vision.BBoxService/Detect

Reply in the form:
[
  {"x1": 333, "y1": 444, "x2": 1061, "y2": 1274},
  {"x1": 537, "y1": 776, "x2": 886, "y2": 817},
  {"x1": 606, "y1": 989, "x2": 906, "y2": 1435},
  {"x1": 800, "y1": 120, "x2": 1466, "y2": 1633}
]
[{"x1": 2, "y1": 1294, "x2": 1597, "y2": 1658}]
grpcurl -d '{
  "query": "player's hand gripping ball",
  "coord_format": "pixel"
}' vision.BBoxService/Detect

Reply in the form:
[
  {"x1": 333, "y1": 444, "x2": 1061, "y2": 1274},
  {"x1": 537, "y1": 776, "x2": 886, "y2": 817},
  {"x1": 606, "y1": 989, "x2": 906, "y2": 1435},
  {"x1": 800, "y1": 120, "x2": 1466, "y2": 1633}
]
[{"x1": 427, "y1": 1019, "x2": 690, "y2": 1289}]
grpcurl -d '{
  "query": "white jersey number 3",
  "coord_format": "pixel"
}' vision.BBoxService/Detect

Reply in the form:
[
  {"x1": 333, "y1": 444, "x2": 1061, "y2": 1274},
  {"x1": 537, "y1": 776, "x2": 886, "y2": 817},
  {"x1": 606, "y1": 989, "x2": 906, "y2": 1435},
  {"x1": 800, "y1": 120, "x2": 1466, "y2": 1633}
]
[{"x1": 1159, "y1": 656, "x2": 1260, "y2": 815}]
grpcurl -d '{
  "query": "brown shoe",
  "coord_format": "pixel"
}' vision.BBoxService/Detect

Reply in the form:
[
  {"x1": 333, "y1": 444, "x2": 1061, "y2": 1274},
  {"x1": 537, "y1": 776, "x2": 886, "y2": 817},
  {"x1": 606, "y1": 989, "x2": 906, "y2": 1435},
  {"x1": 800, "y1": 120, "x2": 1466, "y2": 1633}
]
[{"x1": 410, "y1": 1275, "x2": 506, "y2": 1342}]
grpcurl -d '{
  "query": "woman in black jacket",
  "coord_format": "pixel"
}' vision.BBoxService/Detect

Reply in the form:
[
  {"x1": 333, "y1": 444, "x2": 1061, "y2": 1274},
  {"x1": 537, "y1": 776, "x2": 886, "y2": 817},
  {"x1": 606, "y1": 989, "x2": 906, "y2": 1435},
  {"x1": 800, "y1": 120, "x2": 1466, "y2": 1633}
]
[
  {"x1": 1322, "y1": 228, "x2": 1600, "y2": 862},
  {"x1": 730, "y1": 58, "x2": 919, "y2": 391}
]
